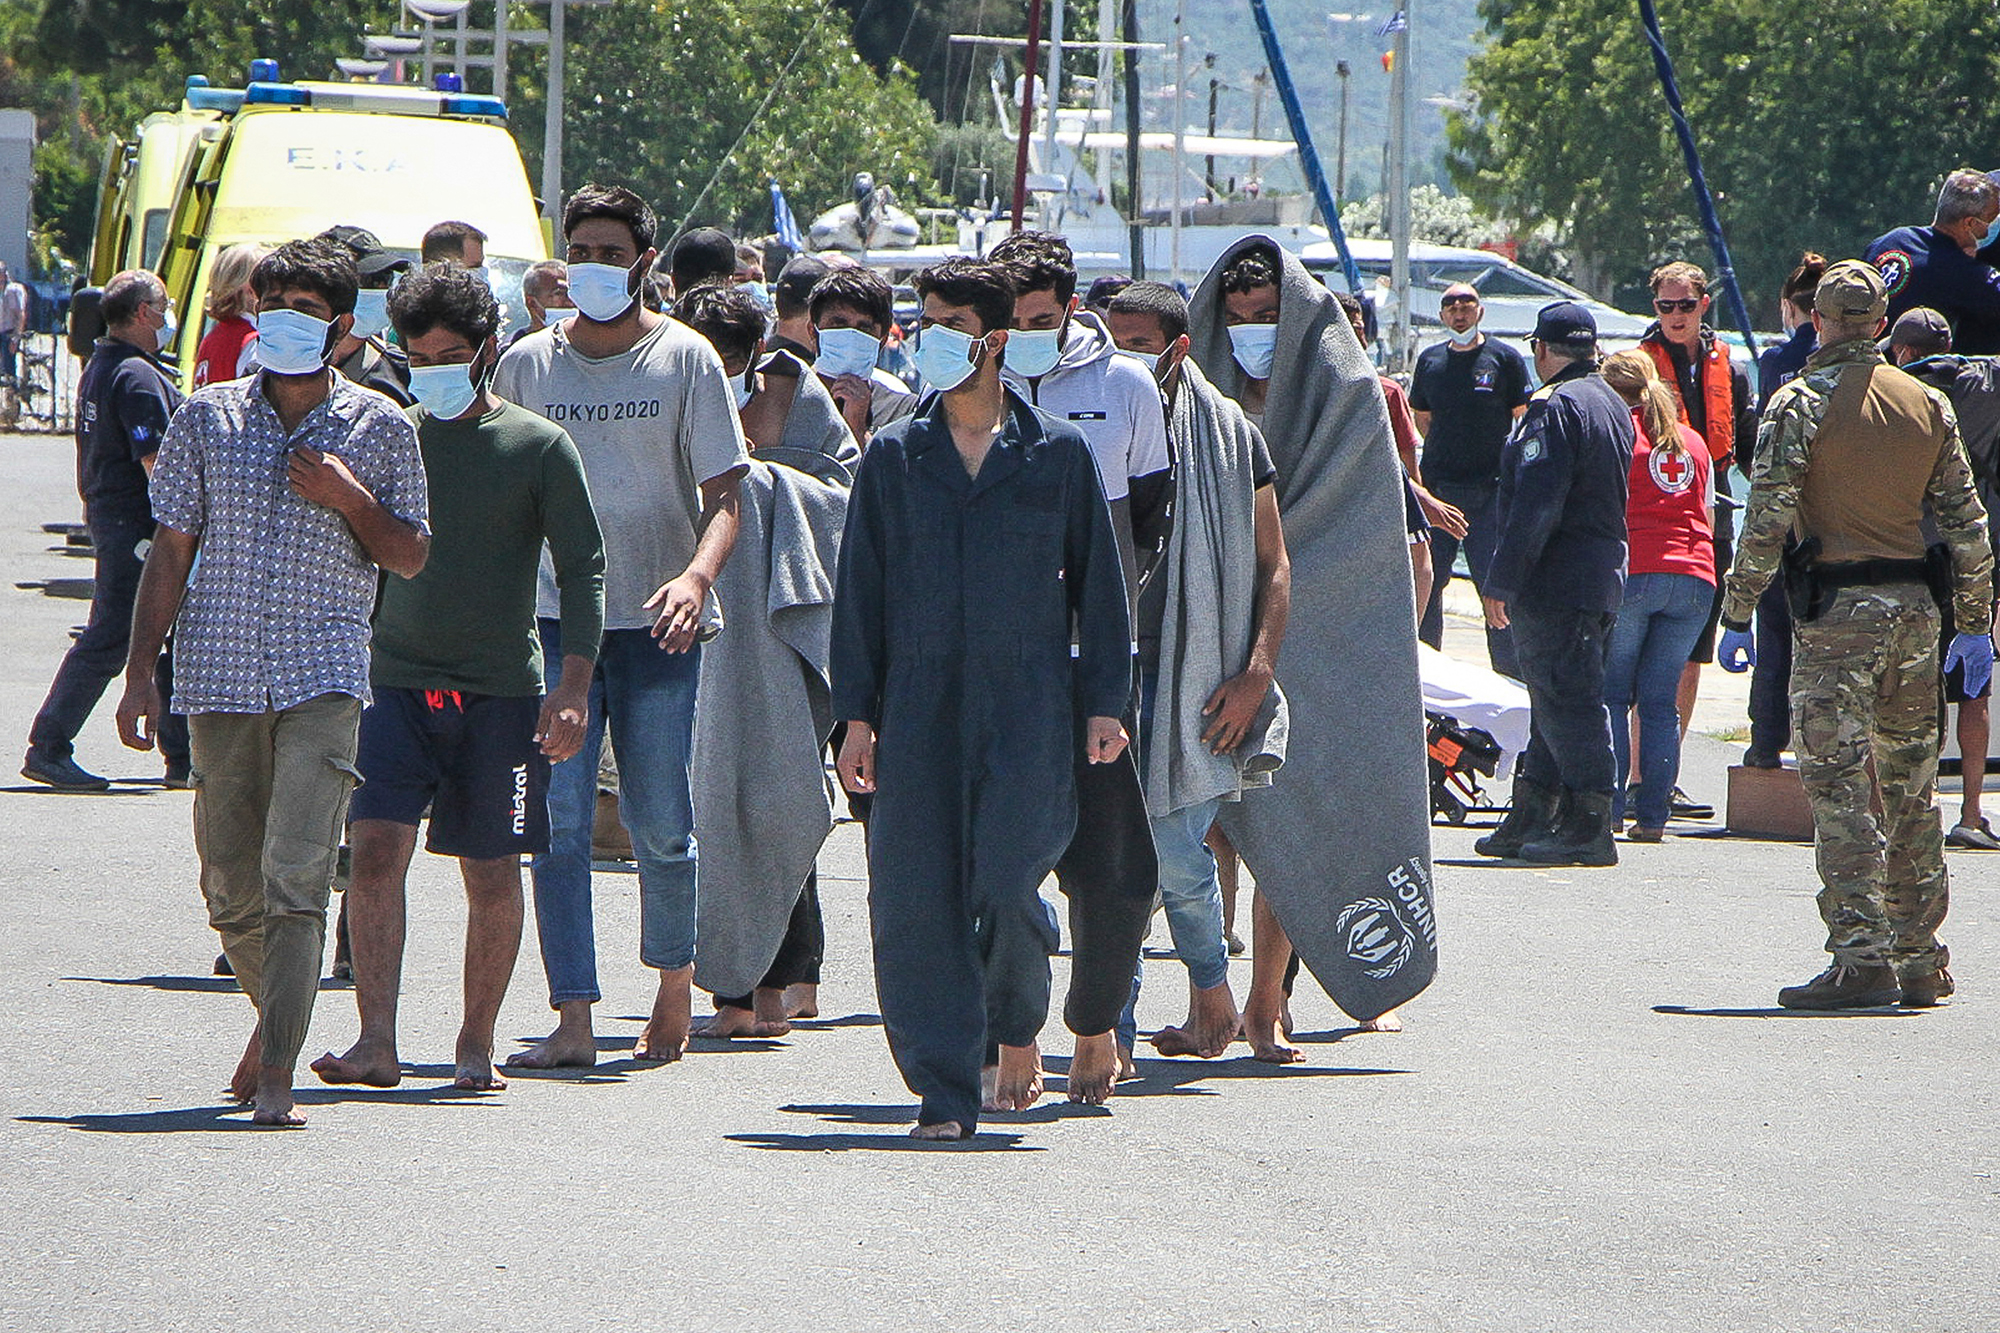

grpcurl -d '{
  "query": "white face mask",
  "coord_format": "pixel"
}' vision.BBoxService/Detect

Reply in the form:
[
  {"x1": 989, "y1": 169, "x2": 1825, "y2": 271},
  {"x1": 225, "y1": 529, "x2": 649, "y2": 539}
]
[
  {"x1": 814, "y1": 326, "x2": 882, "y2": 379},
  {"x1": 1228, "y1": 322, "x2": 1279, "y2": 381},
  {"x1": 408, "y1": 358, "x2": 484, "y2": 420},
  {"x1": 1007, "y1": 325, "x2": 1063, "y2": 378},
  {"x1": 255, "y1": 308, "x2": 336, "y2": 376},
  {"x1": 566, "y1": 261, "x2": 639, "y2": 324},
  {"x1": 914, "y1": 323, "x2": 985, "y2": 393},
  {"x1": 1446, "y1": 322, "x2": 1481, "y2": 348},
  {"x1": 732, "y1": 369, "x2": 754, "y2": 411}
]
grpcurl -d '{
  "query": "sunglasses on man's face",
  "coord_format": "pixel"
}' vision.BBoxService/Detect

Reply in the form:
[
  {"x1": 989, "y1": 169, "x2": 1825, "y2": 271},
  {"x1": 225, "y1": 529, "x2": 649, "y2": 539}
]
[
  {"x1": 1654, "y1": 298, "x2": 1702, "y2": 314},
  {"x1": 1440, "y1": 294, "x2": 1480, "y2": 308}
]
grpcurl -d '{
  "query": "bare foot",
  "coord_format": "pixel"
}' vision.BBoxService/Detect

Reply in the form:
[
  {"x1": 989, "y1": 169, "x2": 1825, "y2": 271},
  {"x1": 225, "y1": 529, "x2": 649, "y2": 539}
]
[
  {"x1": 994, "y1": 1042, "x2": 1044, "y2": 1111},
  {"x1": 1148, "y1": 1025, "x2": 1206, "y2": 1057},
  {"x1": 250, "y1": 1068, "x2": 305, "y2": 1127},
  {"x1": 1068, "y1": 1031, "x2": 1118, "y2": 1105},
  {"x1": 1188, "y1": 982, "x2": 1243, "y2": 1057},
  {"x1": 1359, "y1": 1008, "x2": 1404, "y2": 1033},
  {"x1": 503, "y1": 1014, "x2": 596, "y2": 1070},
  {"x1": 453, "y1": 1035, "x2": 507, "y2": 1091},
  {"x1": 692, "y1": 1006, "x2": 761, "y2": 1039},
  {"x1": 226, "y1": 1029, "x2": 262, "y2": 1103},
  {"x1": 783, "y1": 983, "x2": 819, "y2": 1019},
  {"x1": 309, "y1": 1037, "x2": 401, "y2": 1088},
  {"x1": 633, "y1": 968, "x2": 692, "y2": 1063},
  {"x1": 911, "y1": 1121, "x2": 971, "y2": 1141},
  {"x1": 980, "y1": 1064, "x2": 1001, "y2": 1113},
  {"x1": 1244, "y1": 1007, "x2": 1304, "y2": 1064},
  {"x1": 1116, "y1": 1044, "x2": 1137, "y2": 1082},
  {"x1": 750, "y1": 987, "x2": 793, "y2": 1037}
]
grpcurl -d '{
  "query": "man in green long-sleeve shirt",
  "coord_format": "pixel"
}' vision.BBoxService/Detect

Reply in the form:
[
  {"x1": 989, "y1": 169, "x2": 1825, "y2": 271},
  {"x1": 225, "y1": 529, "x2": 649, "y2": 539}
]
[{"x1": 312, "y1": 264, "x2": 605, "y2": 1091}]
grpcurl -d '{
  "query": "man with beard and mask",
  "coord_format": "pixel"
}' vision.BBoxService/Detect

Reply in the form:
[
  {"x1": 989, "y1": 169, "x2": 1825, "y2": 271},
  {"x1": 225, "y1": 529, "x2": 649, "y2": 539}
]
[
  {"x1": 1410, "y1": 281, "x2": 1531, "y2": 674},
  {"x1": 1185, "y1": 237, "x2": 1434, "y2": 1055},
  {"x1": 115, "y1": 238, "x2": 431, "y2": 1126},
  {"x1": 986, "y1": 229, "x2": 1164, "y2": 1102},
  {"x1": 1103, "y1": 280, "x2": 1290, "y2": 1065},
  {"x1": 1638, "y1": 262, "x2": 1755, "y2": 820},
  {"x1": 309, "y1": 263, "x2": 603, "y2": 1095},
  {"x1": 24, "y1": 269, "x2": 189, "y2": 791},
  {"x1": 493, "y1": 182, "x2": 749, "y2": 1071},
  {"x1": 831, "y1": 257, "x2": 1131, "y2": 1139},
  {"x1": 314, "y1": 225, "x2": 415, "y2": 406}
]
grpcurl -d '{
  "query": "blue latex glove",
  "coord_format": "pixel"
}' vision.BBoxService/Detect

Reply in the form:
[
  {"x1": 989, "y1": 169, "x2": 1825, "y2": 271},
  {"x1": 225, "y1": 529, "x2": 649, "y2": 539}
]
[
  {"x1": 1718, "y1": 627, "x2": 1756, "y2": 673},
  {"x1": 1944, "y1": 632, "x2": 1995, "y2": 697}
]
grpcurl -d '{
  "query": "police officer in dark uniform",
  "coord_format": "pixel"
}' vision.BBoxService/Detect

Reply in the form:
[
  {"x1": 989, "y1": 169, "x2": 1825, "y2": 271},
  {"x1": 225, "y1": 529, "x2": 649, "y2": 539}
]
[
  {"x1": 1474, "y1": 301, "x2": 1636, "y2": 866},
  {"x1": 23, "y1": 269, "x2": 189, "y2": 789},
  {"x1": 1865, "y1": 168, "x2": 2000, "y2": 355}
]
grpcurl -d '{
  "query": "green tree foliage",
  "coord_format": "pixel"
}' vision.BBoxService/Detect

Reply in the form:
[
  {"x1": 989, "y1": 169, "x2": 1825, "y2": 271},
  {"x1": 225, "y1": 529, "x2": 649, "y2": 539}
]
[{"x1": 1450, "y1": 0, "x2": 2000, "y2": 320}]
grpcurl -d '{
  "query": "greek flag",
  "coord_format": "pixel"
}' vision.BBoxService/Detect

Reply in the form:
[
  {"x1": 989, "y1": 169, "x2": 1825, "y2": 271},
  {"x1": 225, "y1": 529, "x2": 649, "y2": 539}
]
[
  {"x1": 1376, "y1": 10, "x2": 1408, "y2": 35},
  {"x1": 770, "y1": 178, "x2": 805, "y2": 253}
]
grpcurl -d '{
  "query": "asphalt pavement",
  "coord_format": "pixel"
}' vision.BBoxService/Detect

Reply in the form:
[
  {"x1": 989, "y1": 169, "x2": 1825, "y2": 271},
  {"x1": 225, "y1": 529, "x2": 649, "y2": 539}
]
[{"x1": 0, "y1": 427, "x2": 1993, "y2": 1332}]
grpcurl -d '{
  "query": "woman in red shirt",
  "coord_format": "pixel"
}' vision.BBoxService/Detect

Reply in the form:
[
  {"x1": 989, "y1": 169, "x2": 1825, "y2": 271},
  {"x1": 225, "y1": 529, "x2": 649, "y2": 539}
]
[
  {"x1": 191, "y1": 243, "x2": 267, "y2": 388},
  {"x1": 1600, "y1": 349, "x2": 1716, "y2": 840}
]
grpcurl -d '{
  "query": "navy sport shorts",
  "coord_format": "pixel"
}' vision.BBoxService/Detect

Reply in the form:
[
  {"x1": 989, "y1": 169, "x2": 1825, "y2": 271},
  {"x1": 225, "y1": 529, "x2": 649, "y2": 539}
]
[{"x1": 351, "y1": 687, "x2": 551, "y2": 859}]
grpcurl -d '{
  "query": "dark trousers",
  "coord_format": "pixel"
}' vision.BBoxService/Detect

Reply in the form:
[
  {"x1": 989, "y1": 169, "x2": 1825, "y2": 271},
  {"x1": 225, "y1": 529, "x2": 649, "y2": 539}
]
[
  {"x1": 1748, "y1": 579, "x2": 1794, "y2": 759},
  {"x1": 1049, "y1": 747, "x2": 1157, "y2": 1039},
  {"x1": 1510, "y1": 598, "x2": 1617, "y2": 794},
  {"x1": 1418, "y1": 481, "x2": 1519, "y2": 677},
  {"x1": 717, "y1": 873, "x2": 824, "y2": 1008},
  {"x1": 29, "y1": 515, "x2": 188, "y2": 769}
]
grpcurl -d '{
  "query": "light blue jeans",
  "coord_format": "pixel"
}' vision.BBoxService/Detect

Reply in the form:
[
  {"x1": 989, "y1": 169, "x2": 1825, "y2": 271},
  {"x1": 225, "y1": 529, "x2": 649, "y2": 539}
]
[
  {"x1": 531, "y1": 620, "x2": 702, "y2": 1006},
  {"x1": 1603, "y1": 572, "x2": 1714, "y2": 829}
]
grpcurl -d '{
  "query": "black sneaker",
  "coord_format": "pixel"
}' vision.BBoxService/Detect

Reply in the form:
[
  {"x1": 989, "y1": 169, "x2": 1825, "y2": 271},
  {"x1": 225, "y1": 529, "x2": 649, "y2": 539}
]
[
  {"x1": 213, "y1": 953, "x2": 234, "y2": 977},
  {"x1": 163, "y1": 764, "x2": 192, "y2": 790},
  {"x1": 21, "y1": 750, "x2": 110, "y2": 791},
  {"x1": 1777, "y1": 962, "x2": 1901, "y2": 1010},
  {"x1": 1668, "y1": 786, "x2": 1714, "y2": 821},
  {"x1": 1740, "y1": 748, "x2": 1784, "y2": 770}
]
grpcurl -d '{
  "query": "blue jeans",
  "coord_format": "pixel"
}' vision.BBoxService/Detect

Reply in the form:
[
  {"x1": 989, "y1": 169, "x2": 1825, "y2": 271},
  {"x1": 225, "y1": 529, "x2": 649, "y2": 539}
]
[
  {"x1": 531, "y1": 620, "x2": 701, "y2": 1006},
  {"x1": 1603, "y1": 573, "x2": 1714, "y2": 827}
]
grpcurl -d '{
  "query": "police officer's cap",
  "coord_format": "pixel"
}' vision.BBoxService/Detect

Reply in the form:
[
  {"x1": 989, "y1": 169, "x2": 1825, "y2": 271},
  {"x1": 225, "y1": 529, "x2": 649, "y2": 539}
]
[
  {"x1": 1814, "y1": 260, "x2": 1887, "y2": 323},
  {"x1": 1531, "y1": 300, "x2": 1596, "y2": 349}
]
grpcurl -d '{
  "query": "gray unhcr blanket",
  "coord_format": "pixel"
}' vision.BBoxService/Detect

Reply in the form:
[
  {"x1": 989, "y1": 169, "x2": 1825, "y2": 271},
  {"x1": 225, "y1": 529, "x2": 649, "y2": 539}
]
[
  {"x1": 691, "y1": 386, "x2": 858, "y2": 1000},
  {"x1": 1188, "y1": 234, "x2": 1436, "y2": 1021},
  {"x1": 1146, "y1": 355, "x2": 1288, "y2": 817}
]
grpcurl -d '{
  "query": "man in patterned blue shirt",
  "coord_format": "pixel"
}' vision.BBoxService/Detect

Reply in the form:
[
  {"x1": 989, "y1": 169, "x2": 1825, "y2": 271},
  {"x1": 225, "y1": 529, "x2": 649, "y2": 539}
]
[{"x1": 116, "y1": 239, "x2": 430, "y2": 1127}]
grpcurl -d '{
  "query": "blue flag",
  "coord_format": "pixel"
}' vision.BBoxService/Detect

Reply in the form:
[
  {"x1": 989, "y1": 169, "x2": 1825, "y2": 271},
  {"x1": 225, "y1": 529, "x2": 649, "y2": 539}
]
[{"x1": 770, "y1": 178, "x2": 805, "y2": 253}]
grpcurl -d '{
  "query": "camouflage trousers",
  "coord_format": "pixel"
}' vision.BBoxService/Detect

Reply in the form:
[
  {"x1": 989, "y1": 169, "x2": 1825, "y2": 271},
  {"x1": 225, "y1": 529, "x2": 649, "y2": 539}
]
[{"x1": 1791, "y1": 583, "x2": 1948, "y2": 971}]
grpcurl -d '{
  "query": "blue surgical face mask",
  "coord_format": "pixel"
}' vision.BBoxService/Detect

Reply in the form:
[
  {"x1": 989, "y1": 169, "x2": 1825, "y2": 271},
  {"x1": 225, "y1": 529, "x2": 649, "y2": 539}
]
[
  {"x1": 153, "y1": 303, "x2": 177, "y2": 354},
  {"x1": 408, "y1": 358, "x2": 483, "y2": 420},
  {"x1": 914, "y1": 323, "x2": 985, "y2": 392},
  {"x1": 740, "y1": 280, "x2": 769, "y2": 307},
  {"x1": 1007, "y1": 325, "x2": 1063, "y2": 378},
  {"x1": 1122, "y1": 348, "x2": 1161, "y2": 373},
  {"x1": 352, "y1": 289, "x2": 391, "y2": 338},
  {"x1": 255, "y1": 308, "x2": 335, "y2": 376},
  {"x1": 814, "y1": 326, "x2": 882, "y2": 379},
  {"x1": 566, "y1": 261, "x2": 639, "y2": 323},
  {"x1": 1228, "y1": 322, "x2": 1279, "y2": 380},
  {"x1": 1981, "y1": 214, "x2": 2000, "y2": 251}
]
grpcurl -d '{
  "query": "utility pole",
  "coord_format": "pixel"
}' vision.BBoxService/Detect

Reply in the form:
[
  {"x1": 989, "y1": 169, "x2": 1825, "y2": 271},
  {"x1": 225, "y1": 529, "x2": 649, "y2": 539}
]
[
  {"x1": 1204, "y1": 52, "x2": 1219, "y2": 197},
  {"x1": 1043, "y1": 0, "x2": 1065, "y2": 222},
  {"x1": 1010, "y1": 0, "x2": 1044, "y2": 228},
  {"x1": 1248, "y1": 69, "x2": 1267, "y2": 192},
  {"x1": 1387, "y1": 5, "x2": 1412, "y2": 370},
  {"x1": 1170, "y1": 0, "x2": 1186, "y2": 282},
  {"x1": 1121, "y1": 0, "x2": 1144, "y2": 278},
  {"x1": 1335, "y1": 59, "x2": 1350, "y2": 203}
]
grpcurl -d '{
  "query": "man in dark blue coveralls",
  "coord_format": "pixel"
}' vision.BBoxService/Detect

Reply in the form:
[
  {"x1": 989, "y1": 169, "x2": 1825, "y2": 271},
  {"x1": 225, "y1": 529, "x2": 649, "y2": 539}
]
[
  {"x1": 1866, "y1": 169, "x2": 2000, "y2": 355},
  {"x1": 831, "y1": 257, "x2": 1133, "y2": 1141},
  {"x1": 1475, "y1": 301, "x2": 1635, "y2": 868}
]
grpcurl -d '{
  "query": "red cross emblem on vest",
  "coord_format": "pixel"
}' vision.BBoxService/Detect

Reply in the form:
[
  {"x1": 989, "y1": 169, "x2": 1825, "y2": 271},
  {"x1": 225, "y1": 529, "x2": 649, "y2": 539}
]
[{"x1": 1649, "y1": 446, "x2": 1695, "y2": 495}]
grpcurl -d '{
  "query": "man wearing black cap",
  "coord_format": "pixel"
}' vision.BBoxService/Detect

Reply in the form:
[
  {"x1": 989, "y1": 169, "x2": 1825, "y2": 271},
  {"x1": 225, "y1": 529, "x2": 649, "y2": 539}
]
[
  {"x1": 315, "y1": 225, "x2": 415, "y2": 406},
  {"x1": 1887, "y1": 306, "x2": 2000, "y2": 851},
  {"x1": 668, "y1": 227, "x2": 738, "y2": 298},
  {"x1": 768, "y1": 254, "x2": 830, "y2": 361},
  {"x1": 1475, "y1": 300, "x2": 1635, "y2": 866}
]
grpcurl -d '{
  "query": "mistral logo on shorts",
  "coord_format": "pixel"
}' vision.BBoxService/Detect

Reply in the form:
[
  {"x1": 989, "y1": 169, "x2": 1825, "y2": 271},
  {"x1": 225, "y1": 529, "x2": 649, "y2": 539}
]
[
  {"x1": 511, "y1": 764, "x2": 529, "y2": 836},
  {"x1": 1335, "y1": 859, "x2": 1436, "y2": 981}
]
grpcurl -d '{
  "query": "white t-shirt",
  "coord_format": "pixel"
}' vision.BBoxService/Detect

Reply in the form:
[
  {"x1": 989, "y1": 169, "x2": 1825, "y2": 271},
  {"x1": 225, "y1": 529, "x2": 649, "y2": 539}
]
[{"x1": 496, "y1": 316, "x2": 750, "y2": 631}]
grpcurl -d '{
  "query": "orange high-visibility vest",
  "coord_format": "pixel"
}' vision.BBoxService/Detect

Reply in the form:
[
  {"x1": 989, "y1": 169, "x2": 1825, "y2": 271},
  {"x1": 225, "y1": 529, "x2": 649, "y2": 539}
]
[{"x1": 1644, "y1": 336, "x2": 1734, "y2": 463}]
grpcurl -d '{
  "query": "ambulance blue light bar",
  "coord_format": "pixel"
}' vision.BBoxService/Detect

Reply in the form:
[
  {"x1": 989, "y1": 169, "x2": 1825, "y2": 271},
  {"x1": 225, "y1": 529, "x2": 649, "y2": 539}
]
[
  {"x1": 241, "y1": 82, "x2": 508, "y2": 121},
  {"x1": 185, "y1": 75, "x2": 247, "y2": 114}
]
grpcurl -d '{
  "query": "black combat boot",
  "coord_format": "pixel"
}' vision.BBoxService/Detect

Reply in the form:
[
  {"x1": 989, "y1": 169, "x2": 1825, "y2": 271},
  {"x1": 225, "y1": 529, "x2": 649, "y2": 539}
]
[
  {"x1": 1519, "y1": 789, "x2": 1618, "y2": 867},
  {"x1": 1776, "y1": 961, "x2": 1902, "y2": 1010},
  {"x1": 1896, "y1": 944, "x2": 1954, "y2": 1007},
  {"x1": 1474, "y1": 777, "x2": 1562, "y2": 859}
]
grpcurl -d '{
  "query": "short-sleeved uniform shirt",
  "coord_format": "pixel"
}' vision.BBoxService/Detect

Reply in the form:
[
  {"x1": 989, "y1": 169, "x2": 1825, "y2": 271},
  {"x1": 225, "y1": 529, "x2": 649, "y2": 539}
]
[
  {"x1": 1409, "y1": 337, "x2": 1531, "y2": 486},
  {"x1": 148, "y1": 372, "x2": 430, "y2": 715},
  {"x1": 77, "y1": 338, "x2": 181, "y2": 524},
  {"x1": 495, "y1": 316, "x2": 750, "y2": 632}
]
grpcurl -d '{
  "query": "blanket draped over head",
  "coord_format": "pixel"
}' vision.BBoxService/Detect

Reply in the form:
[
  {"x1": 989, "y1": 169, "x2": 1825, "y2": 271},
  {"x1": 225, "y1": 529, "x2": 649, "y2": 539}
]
[
  {"x1": 1145, "y1": 354, "x2": 1289, "y2": 818},
  {"x1": 691, "y1": 408, "x2": 859, "y2": 1001},
  {"x1": 1188, "y1": 234, "x2": 1436, "y2": 1021}
]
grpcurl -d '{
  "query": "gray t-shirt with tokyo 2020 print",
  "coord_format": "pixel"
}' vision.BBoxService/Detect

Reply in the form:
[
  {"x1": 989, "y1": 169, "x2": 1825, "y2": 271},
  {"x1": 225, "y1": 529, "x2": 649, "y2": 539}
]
[{"x1": 496, "y1": 315, "x2": 750, "y2": 633}]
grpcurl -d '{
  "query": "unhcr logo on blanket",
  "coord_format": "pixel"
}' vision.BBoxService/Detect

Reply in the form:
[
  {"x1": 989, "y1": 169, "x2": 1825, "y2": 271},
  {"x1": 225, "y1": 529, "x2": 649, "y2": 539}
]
[{"x1": 1336, "y1": 860, "x2": 1436, "y2": 980}]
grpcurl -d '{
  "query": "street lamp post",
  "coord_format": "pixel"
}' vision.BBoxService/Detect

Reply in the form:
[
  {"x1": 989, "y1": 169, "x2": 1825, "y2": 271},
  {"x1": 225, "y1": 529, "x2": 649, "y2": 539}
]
[{"x1": 1336, "y1": 59, "x2": 1350, "y2": 203}]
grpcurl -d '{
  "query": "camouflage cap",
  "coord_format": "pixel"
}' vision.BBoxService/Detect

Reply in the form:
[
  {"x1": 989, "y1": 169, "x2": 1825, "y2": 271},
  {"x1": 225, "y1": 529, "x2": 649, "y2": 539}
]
[{"x1": 1817, "y1": 259, "x2": 1888, "y2": 322}]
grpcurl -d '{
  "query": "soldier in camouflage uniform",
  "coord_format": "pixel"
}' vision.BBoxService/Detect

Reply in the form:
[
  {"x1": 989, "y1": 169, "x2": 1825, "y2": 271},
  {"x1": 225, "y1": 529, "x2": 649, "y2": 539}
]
[{"x1": 1718, "y1": 261, "x2": 1994, "y2": 1009}]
